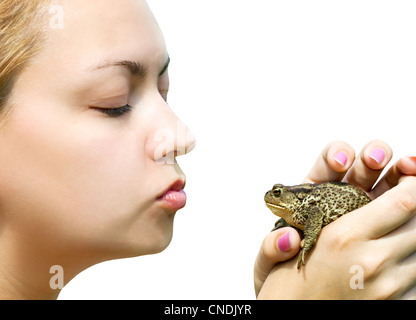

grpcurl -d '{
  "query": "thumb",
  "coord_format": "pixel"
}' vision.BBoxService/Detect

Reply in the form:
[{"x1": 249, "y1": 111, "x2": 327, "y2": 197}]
[{"x1": 254, "y1": 227, "x2": 301, "y2": 297}]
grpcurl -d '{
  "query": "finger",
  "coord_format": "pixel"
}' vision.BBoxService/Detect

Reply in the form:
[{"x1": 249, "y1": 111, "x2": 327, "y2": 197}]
[
  {"x1": 347, "y1": 176, "x2": 416, "y2": 240},
  {"x1": 392, "y1": 252, "x2": 416, "y2": 299},
  {"x1": 371, "y1": 251, "x2": 416, "y2": 299},
  {"x1": 304, "y1": 141, "x2": 355, "y2": 183},
  {"x1": 343, "y1": 140, "x2": 393, "y2": 192},
  {"x1": 377, "y1": 213, "x2": 416, "y2": 266},
  {"x1": 254, "y1": 228, "x2": 300, "y2": 296},
  {"x1": 371, "y1": 156, "x2": 416, "y2": 198},
  {"x1": 400, "y1": 286, "x2": 416, "y2": 300}
]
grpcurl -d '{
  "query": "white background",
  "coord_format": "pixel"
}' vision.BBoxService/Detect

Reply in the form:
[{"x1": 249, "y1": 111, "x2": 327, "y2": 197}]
[{"x1": 60, "y1": 0, "x2": 416, "y2": 299}]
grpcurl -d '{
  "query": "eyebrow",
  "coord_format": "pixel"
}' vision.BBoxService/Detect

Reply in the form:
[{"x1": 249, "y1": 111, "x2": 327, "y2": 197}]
[{"x1": 90, "y1": 56, "x2": 170, "y2": 78}]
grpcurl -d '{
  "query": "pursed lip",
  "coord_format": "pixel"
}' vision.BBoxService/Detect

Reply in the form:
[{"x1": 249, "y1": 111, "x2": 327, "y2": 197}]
[
  {"x1": 157, "y1": 179, "x2": 186, "y2": 200},
  {"x1": 156, "y1": 179, "x2": 187, "y2": 211}
]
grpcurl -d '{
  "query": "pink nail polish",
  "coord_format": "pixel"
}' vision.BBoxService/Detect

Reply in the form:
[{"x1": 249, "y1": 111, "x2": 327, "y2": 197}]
[
  {"x1": 369, "y1": 148, "x2": 385, "y2": 164},
  {"x1": 277, "y1": 231, "x2": 291, "y2": 252},
  {"x1": 334, "y1": 152, "x2": 348, "y2": 166}
]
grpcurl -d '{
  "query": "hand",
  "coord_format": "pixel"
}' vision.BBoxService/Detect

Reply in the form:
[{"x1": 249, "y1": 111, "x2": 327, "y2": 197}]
[{"x1": 254, "y1": 140, "x2": 416, "y2": 299}]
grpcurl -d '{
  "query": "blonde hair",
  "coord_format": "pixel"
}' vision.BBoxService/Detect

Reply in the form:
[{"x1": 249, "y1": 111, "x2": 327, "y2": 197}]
[{"x1": 0, "y1": 0, "x2": 51, "y2": 112}]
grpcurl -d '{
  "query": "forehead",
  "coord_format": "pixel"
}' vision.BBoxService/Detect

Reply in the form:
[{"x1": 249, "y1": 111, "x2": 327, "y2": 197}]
[{"x1": 41, "y1": 0, "x2": 167, "y2": 74}]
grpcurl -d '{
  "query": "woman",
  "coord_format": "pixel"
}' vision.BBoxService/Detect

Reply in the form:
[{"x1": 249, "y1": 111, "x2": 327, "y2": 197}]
[
  {"x1": 0, "y1": 0, "x2": 194, "y2": 299},
  {"x1": 0, "y1": 0, "x2": 415, "y2": 299}
]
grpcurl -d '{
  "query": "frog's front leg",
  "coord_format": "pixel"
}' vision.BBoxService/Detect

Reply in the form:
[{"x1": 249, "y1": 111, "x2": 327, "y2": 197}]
[
  {"x1": 297, "y1": 206, "x2": 325, "y2": 269},
  {"x1": 272, "y1": 218, "x2": 291, "y2": 231},
  {"x1": 272, "y1": 218, "x2": 304, "y2": 240}
]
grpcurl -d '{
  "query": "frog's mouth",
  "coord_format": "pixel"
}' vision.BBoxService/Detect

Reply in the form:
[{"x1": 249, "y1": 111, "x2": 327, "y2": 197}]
[{"x1": 265, "y1": 202, "x2": 290, "y2": 217}]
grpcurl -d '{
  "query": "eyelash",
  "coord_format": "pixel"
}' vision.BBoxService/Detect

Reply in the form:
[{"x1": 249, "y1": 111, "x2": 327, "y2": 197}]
[{"x1": 94, "y1": 104, "x2": 133, "y2": 117}]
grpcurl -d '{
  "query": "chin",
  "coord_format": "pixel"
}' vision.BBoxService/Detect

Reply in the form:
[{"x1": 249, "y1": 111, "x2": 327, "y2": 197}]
[
  {"x1": 79, "y1": 206, "x2": 177, "y2": 263},
  {"x1": 145, "y1": 234, "x2": 173, "y2": 255},
  {"x1": 140, "y1": 225, "x2": 174, "y2": 256},
  {"x1": 119, "y1": 236, "x2": 173, "y2": 260},
  {"x1": 113, "y1": 217, "x2": 175, "y2": 259}
]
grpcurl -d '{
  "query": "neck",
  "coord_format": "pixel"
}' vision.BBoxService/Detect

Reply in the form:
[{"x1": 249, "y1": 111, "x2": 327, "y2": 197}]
[
  {"x1": 0, "y1": 248, "x2": 63, "y2": 299},
  {"x1": 0, "y1": 228, "x2": 100, "y2": 300},
  {"x1": 0, "y1": 268, "x2": 61, "y2": 300}
]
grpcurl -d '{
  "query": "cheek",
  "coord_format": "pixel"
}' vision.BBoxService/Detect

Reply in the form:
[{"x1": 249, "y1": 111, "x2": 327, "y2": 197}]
[{"x1": 0, "y1": 107, "x2": 160, "y2": 250}]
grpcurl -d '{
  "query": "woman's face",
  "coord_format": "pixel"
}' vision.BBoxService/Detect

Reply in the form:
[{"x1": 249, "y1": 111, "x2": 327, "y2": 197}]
[{"x1": 0, "y1": 0, "x2": 195, "y2": 261}]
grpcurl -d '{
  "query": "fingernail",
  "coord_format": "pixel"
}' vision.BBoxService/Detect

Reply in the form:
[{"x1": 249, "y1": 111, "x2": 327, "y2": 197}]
[
  {"x1": 409, "y1": 156, "x2": 416, "y2": 164},
  {"x1": 369, "y1": 148, "x2": 385, "y2": 164},
  {"x1": 277, "y1": 231, "x2": 291, "y2": 252},
  {"x1": 334, "y1": 151, "x2": 348, "y2": 166}
]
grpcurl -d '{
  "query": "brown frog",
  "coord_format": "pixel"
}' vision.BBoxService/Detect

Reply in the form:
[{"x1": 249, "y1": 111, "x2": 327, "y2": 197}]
[{"x1": 264, "y1": 182, "x2": 371, "y2": 269}]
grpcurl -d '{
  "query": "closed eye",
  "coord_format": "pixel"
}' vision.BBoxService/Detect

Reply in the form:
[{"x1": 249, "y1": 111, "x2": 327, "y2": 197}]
[{"x1": 92, "y1": 104, "x2": 133, "y2": 117}]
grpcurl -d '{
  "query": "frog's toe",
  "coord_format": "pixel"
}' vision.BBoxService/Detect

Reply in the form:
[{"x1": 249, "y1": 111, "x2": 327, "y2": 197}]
[
  {"x1": 297, "y1": 249, "x2": 306, "y2": 269},
  {"x1": 272, "y1": 218, "x2": 291, "y2": 231}
]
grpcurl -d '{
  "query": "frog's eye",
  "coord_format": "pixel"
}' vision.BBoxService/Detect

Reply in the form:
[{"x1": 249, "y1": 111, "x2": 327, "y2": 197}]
[{"x1": 272, "y1": 188, "x2": 282, "y2": 197}]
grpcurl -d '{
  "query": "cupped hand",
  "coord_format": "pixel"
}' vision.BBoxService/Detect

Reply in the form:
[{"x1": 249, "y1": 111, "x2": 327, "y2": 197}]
[{"x1": 254, "y1": 140, "x2": 416, "y2": 298}]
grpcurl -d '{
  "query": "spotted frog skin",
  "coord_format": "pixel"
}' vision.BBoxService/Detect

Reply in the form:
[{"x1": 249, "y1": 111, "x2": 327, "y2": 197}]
[{"x1": 264, "y1": 182, "x2": 371, "y2": 269}]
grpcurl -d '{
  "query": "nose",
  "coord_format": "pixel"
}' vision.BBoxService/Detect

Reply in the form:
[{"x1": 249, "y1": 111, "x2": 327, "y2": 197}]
[{"x1": 151, "y1": 109, "x2": 196, "y2": 165}]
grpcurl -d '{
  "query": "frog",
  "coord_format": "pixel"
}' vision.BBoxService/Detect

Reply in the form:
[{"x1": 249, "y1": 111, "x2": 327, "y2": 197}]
[{"x1": 264, "y1": 182, "x2": 371, "y2": 269}]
